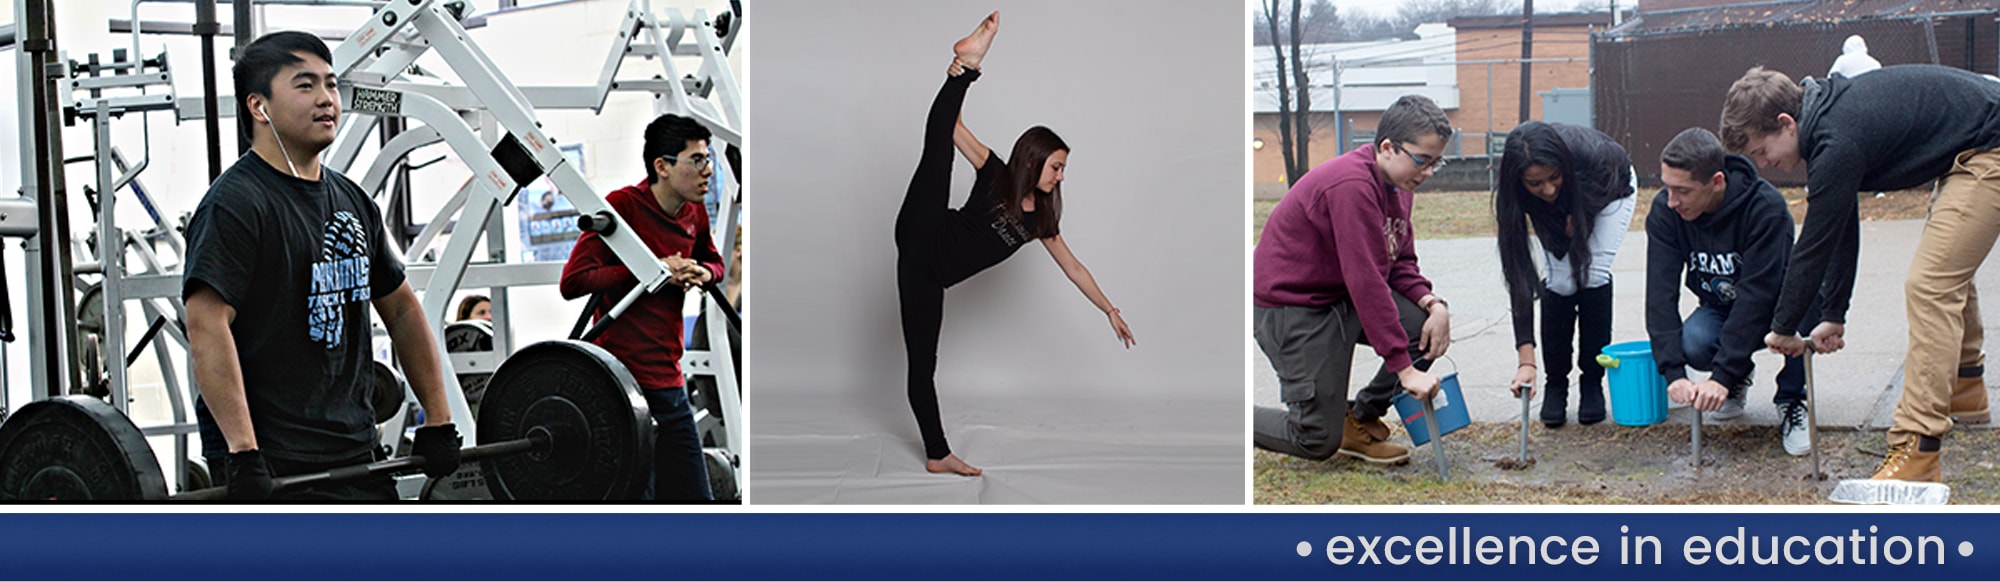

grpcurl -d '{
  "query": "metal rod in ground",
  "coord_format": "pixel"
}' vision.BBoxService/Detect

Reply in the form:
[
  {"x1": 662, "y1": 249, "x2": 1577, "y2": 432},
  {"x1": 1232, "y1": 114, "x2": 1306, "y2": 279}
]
[
  {"x1": 1423, "y1": 397, "x2": 1448, "y2": 481},
  {"x1": 1692, "y1": 409, "x2": 1703, "y2": 468},
  {"x1": 1518, "y1": 385, "x2": 1531, "y2": 461},
  {"x1": 1806, "y1": 352, "x2": 1821, "y2": 481}
]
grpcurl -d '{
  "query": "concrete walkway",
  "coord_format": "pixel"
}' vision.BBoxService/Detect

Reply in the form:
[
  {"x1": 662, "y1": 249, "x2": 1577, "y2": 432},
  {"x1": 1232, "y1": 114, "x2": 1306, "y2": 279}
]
[{"x1": 1253, "y1": 219, "x2": 2000, "y2": 432}]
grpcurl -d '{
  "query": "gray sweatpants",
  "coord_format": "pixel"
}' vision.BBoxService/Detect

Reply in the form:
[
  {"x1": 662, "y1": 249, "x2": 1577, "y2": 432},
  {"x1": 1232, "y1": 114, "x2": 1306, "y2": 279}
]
[{"x1": 1253, "y1": 293, "x2": 1429, "y2": 460}]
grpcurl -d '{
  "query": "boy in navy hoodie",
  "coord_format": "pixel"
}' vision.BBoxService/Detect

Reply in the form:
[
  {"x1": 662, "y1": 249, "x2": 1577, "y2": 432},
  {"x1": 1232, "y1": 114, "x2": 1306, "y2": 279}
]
[{"x1": 1645, "y1": 128, "x2": 1820, "y2": 457}]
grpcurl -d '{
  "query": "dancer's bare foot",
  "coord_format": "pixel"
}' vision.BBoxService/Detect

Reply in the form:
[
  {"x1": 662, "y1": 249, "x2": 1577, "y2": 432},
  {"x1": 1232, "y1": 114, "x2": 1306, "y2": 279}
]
[
  {"x1": 925, "y1": 453, "x2": 983, "y2": 476},
  {"x1": 952, "y1": 11, "x2": 999, "y2": 71}
]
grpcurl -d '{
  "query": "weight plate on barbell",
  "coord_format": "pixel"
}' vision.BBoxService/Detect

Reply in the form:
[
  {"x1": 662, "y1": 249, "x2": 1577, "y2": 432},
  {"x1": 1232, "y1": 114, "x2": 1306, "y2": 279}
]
[
  {"x1": 0, "y1": 396, "x2": 166, "y2": 500},
  {"x1": 446, "y1": 320, "x2": 495, "y2": 408},
  {"x1": 477, "y1": 340, "x2": 651, "y2": 500},
  {"x1": 77, "y1": 283, "x2": 104, "y2": 334},
  {"x1": 444, "y1": 320, "x2": 493, "y2": 352},
  {"x1": 370, "y1": 360, "x2": 409, "y2": 425}
]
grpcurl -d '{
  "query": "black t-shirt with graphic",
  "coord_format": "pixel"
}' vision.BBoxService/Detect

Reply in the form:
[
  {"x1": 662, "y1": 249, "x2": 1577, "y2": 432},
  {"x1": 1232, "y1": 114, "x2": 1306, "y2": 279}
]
[
  {"x1": 932, "y1": 152, "x2": 1058, "y2": 287},
  {"x1": 184, "y1": 154, "x2": 405, "y2": 463}
]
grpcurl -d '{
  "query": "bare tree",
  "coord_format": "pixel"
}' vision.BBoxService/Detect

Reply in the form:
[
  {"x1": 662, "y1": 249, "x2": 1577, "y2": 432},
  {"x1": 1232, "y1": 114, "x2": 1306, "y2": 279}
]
[{"x1": 1258, "y1": 0, "x2": 1339, "y2": 185}]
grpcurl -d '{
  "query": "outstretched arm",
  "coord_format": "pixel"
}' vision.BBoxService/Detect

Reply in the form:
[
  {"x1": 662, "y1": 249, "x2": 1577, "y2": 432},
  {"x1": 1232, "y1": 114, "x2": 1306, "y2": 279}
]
[
  {"x1": 1043, "y1": 234, "x2": 1135, "y2": 348},
  {"x1": 953, "y1": 114, "x2": 991, "y2": 170}
]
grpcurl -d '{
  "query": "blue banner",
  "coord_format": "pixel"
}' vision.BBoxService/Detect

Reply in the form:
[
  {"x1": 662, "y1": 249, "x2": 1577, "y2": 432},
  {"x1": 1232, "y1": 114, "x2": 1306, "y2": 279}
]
[{"x1": 0, "y1": 512, "x2": 1989, "y2": 580}]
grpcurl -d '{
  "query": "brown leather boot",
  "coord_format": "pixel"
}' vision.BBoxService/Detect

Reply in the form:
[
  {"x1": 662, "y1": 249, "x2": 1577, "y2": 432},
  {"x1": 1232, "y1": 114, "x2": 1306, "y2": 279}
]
[
  {"x1": 1337, "y1": 414, "x2": 1410, "y2": 465},
  {"x1": 1952, "y1": 374, "x2": 1990, "y2": 425},
  {"x1": 1871, "y1": 435, "x2": 1942, "y2": 483}
]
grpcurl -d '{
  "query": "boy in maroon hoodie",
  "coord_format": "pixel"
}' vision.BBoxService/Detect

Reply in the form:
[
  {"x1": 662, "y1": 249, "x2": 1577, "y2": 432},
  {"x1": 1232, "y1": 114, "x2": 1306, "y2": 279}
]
[
  {"x1": 561, "y1": 114, "x2": 726, "y2": 500},
  {"x1": 1252, "y1": 95, "x2": 1452, "y2": 464}
]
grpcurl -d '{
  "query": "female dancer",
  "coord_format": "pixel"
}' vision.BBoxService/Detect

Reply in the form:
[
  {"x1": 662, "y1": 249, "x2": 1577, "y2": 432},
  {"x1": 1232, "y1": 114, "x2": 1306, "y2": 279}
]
[
  {"x1": 895, "y1": 12, "x2": 1136, "y2": 476},
  {"x1": 1493, "y1": 121, "x2": 1636, "y2": 427}
]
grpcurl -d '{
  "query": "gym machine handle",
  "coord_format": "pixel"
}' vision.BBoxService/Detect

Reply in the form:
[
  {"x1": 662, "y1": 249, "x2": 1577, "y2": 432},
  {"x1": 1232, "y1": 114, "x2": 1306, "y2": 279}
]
[
  {"x1": 574, "y1": 211, "x2": 617, "y2": 235},
  {"x1": 172, "y1": 428, "x2": 551, "y2": 501},
  {"x1": 570, "y1": 280, "x2": 740, "y2": 345}
]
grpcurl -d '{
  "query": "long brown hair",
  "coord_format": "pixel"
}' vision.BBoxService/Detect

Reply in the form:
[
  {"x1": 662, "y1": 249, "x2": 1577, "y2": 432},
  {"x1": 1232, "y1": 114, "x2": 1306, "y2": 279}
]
[{"x1": 994, "y1": 126, "x2": 1066, "y2": 237}]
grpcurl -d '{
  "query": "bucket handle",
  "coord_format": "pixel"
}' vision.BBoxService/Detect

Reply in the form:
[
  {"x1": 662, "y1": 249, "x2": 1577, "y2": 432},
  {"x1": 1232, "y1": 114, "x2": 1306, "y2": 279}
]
[
  {"x1": 1596, "y1": 353, "x2": 1620, "y2": 369},
  {"x1": 1414, "y1": 354, "x2": 1459, "y2": 382},
  {"x1": 1399, "y1": 355, "x2": 1457, "y2": 402}
]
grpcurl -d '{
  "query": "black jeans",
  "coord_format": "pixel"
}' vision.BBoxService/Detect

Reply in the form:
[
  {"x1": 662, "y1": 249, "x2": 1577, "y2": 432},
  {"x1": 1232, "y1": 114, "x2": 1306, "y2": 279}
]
[
  {"x1": 643, "y1": 387, "x2": 713, "y2": 500},
  {"x1": 894, "y1": 70, "x2": 979, "y2": 460}
]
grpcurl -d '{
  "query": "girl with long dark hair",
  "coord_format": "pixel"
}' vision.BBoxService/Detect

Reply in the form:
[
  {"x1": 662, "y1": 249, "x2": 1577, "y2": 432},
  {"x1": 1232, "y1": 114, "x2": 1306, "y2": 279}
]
[
  {"x1": 894, "y1": 12, "x2": 1136, "y2": 476},
  {"x1": 1493, "y1": 121, "x2": 1637, "y2": 427}
]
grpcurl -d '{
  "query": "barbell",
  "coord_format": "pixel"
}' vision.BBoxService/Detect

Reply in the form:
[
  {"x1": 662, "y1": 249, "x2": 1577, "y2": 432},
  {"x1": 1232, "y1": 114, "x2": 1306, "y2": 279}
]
[{"x1": 0, "y1": 340, "x2": 654, "y2": 501}]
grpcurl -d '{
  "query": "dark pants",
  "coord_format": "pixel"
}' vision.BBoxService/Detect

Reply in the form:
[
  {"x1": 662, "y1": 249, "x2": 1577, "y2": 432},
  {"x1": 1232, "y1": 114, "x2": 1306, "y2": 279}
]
[
  {"x1": 1540, "y1": 283, "x2": 1614, "y2": 421},
  {"x1": 893, "y1": 70, "x2": 979, "y2": 460},
  {"x1": 1252, "y1": 294, "x2": 1430, "y2": 460},
  {"x1": 1680, "y1": 300, "x2": 1822, "y2": 404},
  {"x1": 643, "y1": 387, "x2": 713, "y2": 501}
]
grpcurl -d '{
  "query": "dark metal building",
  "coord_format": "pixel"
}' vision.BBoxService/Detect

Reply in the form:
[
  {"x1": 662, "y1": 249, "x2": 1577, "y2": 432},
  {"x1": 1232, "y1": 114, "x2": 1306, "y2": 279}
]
[{"x1": 1594, "y1": 0, "x2": 2000, "y2": 185}]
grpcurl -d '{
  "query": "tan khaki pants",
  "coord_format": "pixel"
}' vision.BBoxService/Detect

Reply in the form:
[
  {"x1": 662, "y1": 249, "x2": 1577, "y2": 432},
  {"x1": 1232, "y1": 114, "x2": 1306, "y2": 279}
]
[{"x1": 1896, "y1": 149, "x2": 2000, "y2": 444}]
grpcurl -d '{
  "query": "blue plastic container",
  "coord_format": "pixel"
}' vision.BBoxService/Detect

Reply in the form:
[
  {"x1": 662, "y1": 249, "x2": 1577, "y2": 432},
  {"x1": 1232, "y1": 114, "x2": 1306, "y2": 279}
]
[
  {"x1": 1391, "y1": 372, "x2": 1470, "y2": 446},
  {"x1": 1595, "y1": 340, "x2": 1669, "y2": 427}
]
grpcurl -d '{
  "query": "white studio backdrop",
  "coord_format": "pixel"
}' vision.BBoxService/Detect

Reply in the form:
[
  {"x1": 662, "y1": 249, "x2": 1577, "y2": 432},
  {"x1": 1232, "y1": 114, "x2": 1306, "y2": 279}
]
[{"x1": 747, "y1": 0, "x2": 1246, "y2": 503}]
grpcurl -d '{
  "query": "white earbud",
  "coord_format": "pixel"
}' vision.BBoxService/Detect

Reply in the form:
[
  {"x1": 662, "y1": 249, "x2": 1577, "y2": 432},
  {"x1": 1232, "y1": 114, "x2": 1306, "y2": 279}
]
[{"x1": 260, "y1": 103, "x2": 300, "y2": 178}]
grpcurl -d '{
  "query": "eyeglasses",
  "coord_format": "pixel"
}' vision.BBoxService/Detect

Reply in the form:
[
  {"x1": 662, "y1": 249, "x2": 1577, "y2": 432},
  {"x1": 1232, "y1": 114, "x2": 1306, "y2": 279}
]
[
  {"x1": 1395, "y1": 143, "x2": 1447, "y2": 171},
  {"x1": 661, "y1": 152, "x2": 712, "y2": 166}
]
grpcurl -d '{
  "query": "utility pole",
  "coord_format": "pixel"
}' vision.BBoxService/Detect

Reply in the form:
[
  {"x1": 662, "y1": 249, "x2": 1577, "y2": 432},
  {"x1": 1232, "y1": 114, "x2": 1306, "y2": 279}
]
[{"x1": 1519, "y1": 0, "x2": 1535, "y2": 123}]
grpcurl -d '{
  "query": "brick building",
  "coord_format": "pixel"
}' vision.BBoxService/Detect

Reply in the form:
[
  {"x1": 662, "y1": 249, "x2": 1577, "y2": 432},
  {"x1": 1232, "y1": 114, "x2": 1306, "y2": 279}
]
[{"x1": 1251, "y1": 13, "x2": 1613, "y2": 198}]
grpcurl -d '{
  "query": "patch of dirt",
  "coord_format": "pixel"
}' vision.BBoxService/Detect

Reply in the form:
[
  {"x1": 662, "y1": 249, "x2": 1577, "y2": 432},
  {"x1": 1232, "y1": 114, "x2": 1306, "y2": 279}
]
[{"x1": 1255, "y1": 419, "x2": 2000, "y2": 505}]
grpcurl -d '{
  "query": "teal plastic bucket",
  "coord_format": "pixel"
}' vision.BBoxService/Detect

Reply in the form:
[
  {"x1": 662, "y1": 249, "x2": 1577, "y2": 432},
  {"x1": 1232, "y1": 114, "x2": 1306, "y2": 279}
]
[{"x1": 1595, "y1": 340, "x2": 1669, "y2": 427}]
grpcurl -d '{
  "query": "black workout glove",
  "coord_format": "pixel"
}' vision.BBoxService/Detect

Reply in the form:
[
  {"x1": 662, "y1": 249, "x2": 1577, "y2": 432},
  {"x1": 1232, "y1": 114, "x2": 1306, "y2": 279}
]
[
  {"x1": 412, "y1": 423, "x2": 462, "y2": 480},
  {"x1": 224, "y1": 450, "x2": 274, "y2": 501}
]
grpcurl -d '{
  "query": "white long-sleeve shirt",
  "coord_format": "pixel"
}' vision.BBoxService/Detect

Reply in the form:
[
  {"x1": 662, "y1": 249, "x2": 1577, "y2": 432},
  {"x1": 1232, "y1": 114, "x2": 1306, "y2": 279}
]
[{"x1": 1540, "y1": 167, "x2": 1638, "y2": 296}]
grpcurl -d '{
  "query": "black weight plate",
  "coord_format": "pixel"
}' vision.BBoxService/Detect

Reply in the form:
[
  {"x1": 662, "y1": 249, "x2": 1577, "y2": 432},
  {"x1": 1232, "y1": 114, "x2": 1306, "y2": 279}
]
[
  {"x1": 180, "y1": 457, "x2": 212, "y2": 494},
  {"x1": 444, "y1": 320, "x2": 493, "y2": 352},
  {"x1": 76, "y1": 283, "x2": 104, "y2": 334},
  {"x1": 477, "y1": 340, "x2": 650, "y2": 500},
  {"x1": 705, "y1": 450, "x2": 737, "y2": 501},
  {"x1": 0, "y1": 396, "x2": 166, "y2": 500},
  {"x1": 419, "y1": 463, "x2": 493, "y2": 500},
  {"x1": 446, "y1": 321, "x2": 495, "y2": 408},
  {"x1": 370, "y1": 360, "x2": 408, "y2": 425}
]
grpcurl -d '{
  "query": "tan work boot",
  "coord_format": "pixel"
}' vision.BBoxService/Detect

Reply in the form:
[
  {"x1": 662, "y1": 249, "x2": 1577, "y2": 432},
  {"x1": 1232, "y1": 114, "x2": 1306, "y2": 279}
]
[
  {"x1": 1337, "y1": 414, "x2": 1410, "y2": 465},
  {"x1": 1952, "y1": 375, "x2": 1990, "y2": 425},
  {"x1": 1871, "y1": 435, "x2": 1942, "y2": 482}
]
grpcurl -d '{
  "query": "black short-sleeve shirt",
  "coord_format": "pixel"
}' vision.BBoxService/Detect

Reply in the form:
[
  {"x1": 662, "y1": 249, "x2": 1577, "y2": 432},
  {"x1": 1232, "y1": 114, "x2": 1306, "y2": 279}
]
[
  {"x1": 183, "y1": 154, "x2": 405, "y2": 463},
  {"x1": 934, "y1": 152, "x2": 1057, "y2": 286}
]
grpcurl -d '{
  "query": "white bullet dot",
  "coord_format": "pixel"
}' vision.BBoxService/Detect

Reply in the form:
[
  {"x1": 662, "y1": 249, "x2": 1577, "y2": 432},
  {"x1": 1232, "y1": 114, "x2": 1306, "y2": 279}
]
[
  {"x1": 1960, "y1": 541, "x2": 1974, "y2": 557},
  {"x1": 1297, "y1": 541, "x2": 1312, "y2": 557}
]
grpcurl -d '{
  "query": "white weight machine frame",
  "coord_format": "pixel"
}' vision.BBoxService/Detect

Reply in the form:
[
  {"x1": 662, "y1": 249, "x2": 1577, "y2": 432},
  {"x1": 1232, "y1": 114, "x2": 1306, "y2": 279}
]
[{"x1": 323, "y1": 0, "x2": 743, "y2": 496}]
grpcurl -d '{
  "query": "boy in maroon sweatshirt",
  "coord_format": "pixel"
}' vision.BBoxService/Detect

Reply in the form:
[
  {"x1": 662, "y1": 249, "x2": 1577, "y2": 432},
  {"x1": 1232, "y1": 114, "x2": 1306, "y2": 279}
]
[
  {"x1": 561, "y1": 114, "x2": 726, "y2": 500},
  {"x1": 1253, "y1": 95, "x2": 1453, "y2": 464}
]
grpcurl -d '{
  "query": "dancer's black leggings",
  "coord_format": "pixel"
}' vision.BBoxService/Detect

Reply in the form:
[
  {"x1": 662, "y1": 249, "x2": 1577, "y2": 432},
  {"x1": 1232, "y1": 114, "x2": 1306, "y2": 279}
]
[{"x1": 895, "y1": 70, "x2": 979, "y2": 460}]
